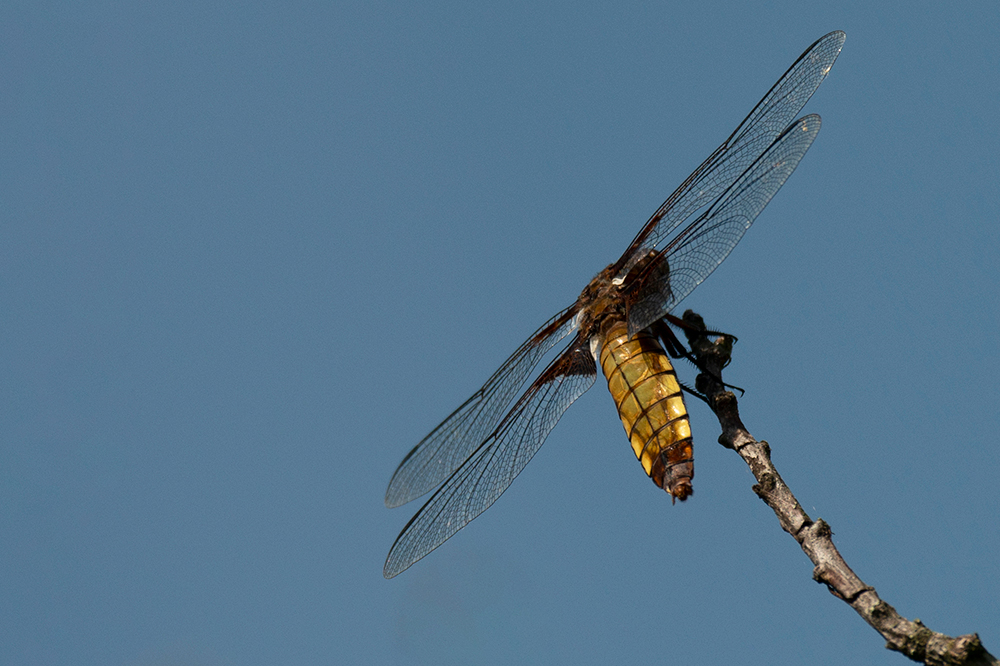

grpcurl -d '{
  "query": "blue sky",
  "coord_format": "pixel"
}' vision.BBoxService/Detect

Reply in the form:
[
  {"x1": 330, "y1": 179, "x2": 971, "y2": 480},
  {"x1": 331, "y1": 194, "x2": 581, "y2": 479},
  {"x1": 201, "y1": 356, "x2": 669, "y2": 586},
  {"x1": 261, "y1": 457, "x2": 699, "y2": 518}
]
[{"x1": 2, "y1": 2, "x2": 998, "y2": 665}]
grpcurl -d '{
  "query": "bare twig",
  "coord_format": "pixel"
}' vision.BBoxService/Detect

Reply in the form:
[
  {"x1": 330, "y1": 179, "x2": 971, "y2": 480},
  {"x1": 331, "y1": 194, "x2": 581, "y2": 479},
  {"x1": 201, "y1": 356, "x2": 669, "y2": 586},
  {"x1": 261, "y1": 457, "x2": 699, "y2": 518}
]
[{"x1": 681, "y1": 310, "x2": 996, "y2": 666}]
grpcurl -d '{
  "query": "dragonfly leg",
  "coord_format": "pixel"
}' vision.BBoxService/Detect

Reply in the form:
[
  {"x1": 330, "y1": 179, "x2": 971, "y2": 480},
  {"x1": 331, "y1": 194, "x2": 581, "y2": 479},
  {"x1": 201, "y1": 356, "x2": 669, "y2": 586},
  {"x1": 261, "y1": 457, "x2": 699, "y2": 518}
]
[
  {"x1": 663, "y1": 312, "x2": 738, "y2": 345},
  {"x1": 649, "y1": 316, "x2": 745, "y2": 396}
]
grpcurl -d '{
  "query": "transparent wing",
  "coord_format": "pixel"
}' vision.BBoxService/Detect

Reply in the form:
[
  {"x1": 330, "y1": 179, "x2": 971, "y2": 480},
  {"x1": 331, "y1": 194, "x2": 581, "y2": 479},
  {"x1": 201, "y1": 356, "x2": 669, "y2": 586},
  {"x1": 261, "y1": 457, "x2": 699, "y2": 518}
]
[
  {"x1": 616, "y1": 30, "x2": 844, "y2": 276},
  {"x1": 627, "y1": 115, "x2": 822, "y2": 335},
  {"x1": 384, "y1": 339, "x2": 597, "y2": 578},
  {"x1": 385, "y1": 306, "x2": 579, "y2": 508}
]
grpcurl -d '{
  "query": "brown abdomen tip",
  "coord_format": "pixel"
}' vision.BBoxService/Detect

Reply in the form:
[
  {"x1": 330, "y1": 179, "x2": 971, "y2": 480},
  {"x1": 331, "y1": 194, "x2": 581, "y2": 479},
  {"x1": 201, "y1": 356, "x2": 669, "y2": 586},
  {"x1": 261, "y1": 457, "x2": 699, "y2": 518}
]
[{"x1": 669, "y1": 480, "x2": 693, "y2": 502}]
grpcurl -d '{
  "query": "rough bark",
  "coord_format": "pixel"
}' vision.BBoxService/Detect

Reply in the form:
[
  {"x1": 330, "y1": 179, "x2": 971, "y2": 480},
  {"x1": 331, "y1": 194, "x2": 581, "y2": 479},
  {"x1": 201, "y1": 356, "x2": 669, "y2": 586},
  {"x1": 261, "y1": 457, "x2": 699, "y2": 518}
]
[{"x1": 681, "y1": 310, "x2": 996, "y2": 666}]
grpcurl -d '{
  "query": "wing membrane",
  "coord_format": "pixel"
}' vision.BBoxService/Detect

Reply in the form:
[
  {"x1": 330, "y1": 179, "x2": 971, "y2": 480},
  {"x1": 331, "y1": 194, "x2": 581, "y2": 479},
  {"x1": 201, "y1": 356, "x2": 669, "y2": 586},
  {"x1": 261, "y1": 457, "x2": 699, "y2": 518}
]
[
  {"x1": 628, "y1": 115, "x2": 822, "y2": 335},
  {"x1": 617, "y1": 30, "x2": 844, "y2": 275},
  {"x1": 384, "y1": 339, "x2": 597, "y2": 578},
  {"x1": 385, "y1": 306, "x2": 579, "y2": 508}
]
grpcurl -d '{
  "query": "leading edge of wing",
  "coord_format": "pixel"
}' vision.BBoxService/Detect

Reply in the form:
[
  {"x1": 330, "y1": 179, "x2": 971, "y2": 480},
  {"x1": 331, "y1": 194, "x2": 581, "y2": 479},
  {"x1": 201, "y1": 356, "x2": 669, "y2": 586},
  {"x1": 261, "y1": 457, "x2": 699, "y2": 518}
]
[
  {"x1": 615, "y1": 31, "x2": 845, "y2": 276},
  {"x1": 384, "y1": 337, "x2": 597, "y2": 578},
  {"x1": 384, "y1": 305, "x2": 580, "y2": 509}
]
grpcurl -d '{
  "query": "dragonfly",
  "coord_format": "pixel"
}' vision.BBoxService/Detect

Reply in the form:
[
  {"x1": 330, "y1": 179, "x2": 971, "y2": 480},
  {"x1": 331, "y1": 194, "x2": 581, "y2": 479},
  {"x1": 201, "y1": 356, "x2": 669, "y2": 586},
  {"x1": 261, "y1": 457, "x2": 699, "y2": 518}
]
[{"x1": 384, "y1": 31, "x2": 845, "y2": 578}]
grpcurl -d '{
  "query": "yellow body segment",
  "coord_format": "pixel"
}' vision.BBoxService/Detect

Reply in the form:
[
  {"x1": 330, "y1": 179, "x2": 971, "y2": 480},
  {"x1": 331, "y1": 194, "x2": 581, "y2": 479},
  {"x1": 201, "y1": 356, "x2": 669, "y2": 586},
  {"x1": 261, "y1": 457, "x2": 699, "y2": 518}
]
[{"x1": 598, "y1": 320, "x2": 694, "y2": 500}]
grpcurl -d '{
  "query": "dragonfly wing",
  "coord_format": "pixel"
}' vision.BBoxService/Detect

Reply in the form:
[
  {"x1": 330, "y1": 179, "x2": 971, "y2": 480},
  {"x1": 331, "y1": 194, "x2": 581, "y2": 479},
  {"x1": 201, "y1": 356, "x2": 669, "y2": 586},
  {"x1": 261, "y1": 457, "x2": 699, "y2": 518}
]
[
  {"x1": 617, "y1": 31, "x2": 844, "y2": 275},
  {"x1": 384, "y1": 337, "x2": 597, "y2": 578},
  {"x1": 627, "y1": 114, "x2": 822, "y2": 336},
  {"x1": 385, "y1": 306, "x2": 580, "y2": 508}
]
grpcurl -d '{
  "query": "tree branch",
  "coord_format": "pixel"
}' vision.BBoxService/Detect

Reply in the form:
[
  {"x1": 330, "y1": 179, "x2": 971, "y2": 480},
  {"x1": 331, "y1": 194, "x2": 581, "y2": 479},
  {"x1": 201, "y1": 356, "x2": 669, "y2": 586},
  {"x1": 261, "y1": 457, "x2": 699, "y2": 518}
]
[{"x1": 681, "y1": 310, "x2": 996, "y2": 666}]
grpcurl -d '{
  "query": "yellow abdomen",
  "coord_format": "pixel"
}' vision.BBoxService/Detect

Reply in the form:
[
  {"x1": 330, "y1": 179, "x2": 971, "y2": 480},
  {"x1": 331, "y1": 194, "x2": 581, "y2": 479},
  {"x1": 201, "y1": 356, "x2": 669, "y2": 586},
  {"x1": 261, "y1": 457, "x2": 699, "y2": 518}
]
[{"x1": 598, "y1": 320, "x2": 694, "y2": 501}]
